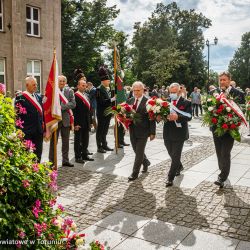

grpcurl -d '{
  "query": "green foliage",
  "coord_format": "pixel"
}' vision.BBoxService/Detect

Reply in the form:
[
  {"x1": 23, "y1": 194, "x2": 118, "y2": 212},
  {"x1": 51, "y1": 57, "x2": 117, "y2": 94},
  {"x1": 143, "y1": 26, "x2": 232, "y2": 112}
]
[
  {"x1": 0, "y1": 94, "x2": 102, "y2": 249},
  {"x1": 131, "y1": 2, "x2": 211, "y2": 88},
  {"x1": 228, "y1": 32, "x2": 250, "y2": 89},
  {"x1": 61, "y1": 0, "x2": 119, "y2": 86}
]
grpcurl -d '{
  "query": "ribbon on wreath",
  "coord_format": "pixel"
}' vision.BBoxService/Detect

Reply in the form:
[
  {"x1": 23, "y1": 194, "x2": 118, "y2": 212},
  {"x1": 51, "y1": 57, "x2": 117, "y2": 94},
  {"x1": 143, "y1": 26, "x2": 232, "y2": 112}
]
[
  {"x1": 215, "y1": 92, "x2": 248, "y2": 127},
  {"x1": 116, "y1": 114, "x2": 132, "y2": 130},
  {"x1": 170, "y1": 103, "x2": 192, "y2": 127}
]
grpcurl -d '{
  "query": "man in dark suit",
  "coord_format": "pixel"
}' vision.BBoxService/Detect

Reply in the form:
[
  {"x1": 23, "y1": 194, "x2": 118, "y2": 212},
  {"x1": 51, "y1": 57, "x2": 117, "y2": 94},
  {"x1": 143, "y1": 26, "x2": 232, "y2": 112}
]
[
  {"x1": 164, "y1": 83, "x2": 192, "y2": 187},
  {"x1": 212, "y1": 72, "x2": 245, "y2": 188},
  {"x1": 96, "y1": 66, "x2": 116, "y2": 153},
  {"x1": 49, "y1": 75, "x2": 76, "y2": 167},
  {"x1": 73, "y1": 79, "x2": 94, "y2": 163},
  {"x1": 15, "y1": 76, "x2": 44, "y2": 162},
  {"x1": 127, "y1": 81, "x2": 156, "y2": 181}
]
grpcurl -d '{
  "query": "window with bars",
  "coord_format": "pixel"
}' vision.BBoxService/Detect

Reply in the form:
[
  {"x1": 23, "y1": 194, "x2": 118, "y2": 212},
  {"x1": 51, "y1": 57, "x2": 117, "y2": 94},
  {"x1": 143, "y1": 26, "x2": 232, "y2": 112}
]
[
  {"x1": 0, "y1": 0, "x2": 3, "y2": 31},
  {"x1": 26, "y1": 6, "x2": 40, "y2": 37},
  {"x1": 27, "y1": 60, "x2": 41, "y2": 92},
  {"x1": 0, "y1": 58, "x2": 5, "y2": 83}
]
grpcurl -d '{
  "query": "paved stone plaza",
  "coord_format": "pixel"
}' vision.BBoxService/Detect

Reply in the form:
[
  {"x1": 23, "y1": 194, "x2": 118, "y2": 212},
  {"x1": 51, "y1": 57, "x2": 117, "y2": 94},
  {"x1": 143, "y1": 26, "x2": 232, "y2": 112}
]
[{"x1": 42, "y1": 119, "x2": 250, "y2": 249}]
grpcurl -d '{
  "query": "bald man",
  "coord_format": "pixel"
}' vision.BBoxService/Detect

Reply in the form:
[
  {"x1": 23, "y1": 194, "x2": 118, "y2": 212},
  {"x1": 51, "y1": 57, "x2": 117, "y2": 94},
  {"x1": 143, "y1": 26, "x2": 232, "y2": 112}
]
[{"x1": 15, "y1": 76, "x2": 44, "y2": 162}]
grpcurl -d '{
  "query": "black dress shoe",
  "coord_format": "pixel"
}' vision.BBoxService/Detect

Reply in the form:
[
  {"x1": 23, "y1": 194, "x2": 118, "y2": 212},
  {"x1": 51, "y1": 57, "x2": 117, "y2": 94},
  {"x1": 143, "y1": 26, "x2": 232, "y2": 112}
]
[
  {"x1": 82, "y1": 156, "x2": 94, "y2": 161},
  {"x1": 97, "y1": 148, "x2": 106, "y2": 153},
  {"x1": 121, "y1": 142, "x2": 130, "y2": 146},
  {"x1": 103, "y1": 146, "x2": 114, "y2": 151},
  {"x1": 118, "y1": 144, "x2": 124, "y2": 148},
  {"x1": 214, "y1": 178, "x2": 224, "y2": 188},
  {"x1": 142, "y1": 160, "x2": 151, "y2": 173},
  {"x1": 75, "y1": 158, "x2": 85, "y2": 164},
  {"x1": 176, "y1": 165, "x2": 184, "y2": 176},
  {"x1": 166, "y1": 180, "x2": 173, "y2": 187},
  {"x1": 62, "y1": 162, "x2": 74, "y2": 167},
  {"x1": 128, "y1": 175, "x2": 138, "y2": 181}
]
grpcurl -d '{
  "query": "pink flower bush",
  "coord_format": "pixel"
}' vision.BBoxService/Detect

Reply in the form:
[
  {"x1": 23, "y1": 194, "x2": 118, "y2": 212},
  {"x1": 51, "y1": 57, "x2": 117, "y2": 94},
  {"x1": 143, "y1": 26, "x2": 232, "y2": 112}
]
[
  {"x1": 23, "y1": 140, "x2": 36, "y2": 152},
  {"x1": 32, "y1": 199, "x2": 43, "y2": 218},
  {"x1": 22, "y1": 180, "x2": 30, "y2": 188},
  {"x1": 48, "y1": 170, "x2": 58, "y2": 191},
  {"x1": 32, "y1": 163, "x2": 39, "y2": 172},
  {"x1": 16, "y1": 118, "x2": 24, "y2": 128},
  {"x1": 15, "y1": 103, "x2": 27, "y2": 114}
]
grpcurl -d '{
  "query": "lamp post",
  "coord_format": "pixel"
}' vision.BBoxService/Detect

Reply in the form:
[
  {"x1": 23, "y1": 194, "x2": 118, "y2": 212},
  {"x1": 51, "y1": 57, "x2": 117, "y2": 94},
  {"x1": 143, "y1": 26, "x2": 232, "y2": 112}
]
[{"x1": 206, "y1": 37, "x2": 218, "y2": 90}]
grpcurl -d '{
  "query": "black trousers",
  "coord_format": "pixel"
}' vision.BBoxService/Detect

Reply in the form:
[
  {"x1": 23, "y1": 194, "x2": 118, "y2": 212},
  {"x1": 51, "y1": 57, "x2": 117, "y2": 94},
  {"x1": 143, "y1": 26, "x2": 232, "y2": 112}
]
[
  {"x1": 24, "y1": 132, "x2": 43, "y2": 163},
  {"x1": 49, "y1": 121, "x2": 71, "y2": 164},
  {"x1": 96, "y1": 114, "x2": 111, "y2": 148},
  {"x1": 130, "y1": 132, "x2": 149, "y2": 177},
  {"x1": 164, "y1": 139, "x2": 184, "y2": 181},
  {"x1": 74, "y1": 127, "x2": 89, "y2": 159},
  {"x1": 213, "y1": 133, "x2": 234, "y2": 182}
]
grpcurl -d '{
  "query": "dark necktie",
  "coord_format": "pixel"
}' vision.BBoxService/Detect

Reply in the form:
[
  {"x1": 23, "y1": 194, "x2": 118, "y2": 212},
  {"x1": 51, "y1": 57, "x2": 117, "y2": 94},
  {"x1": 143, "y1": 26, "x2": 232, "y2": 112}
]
[{"x1": 134, "y1": 98, "x2": 139, "y2": 110}]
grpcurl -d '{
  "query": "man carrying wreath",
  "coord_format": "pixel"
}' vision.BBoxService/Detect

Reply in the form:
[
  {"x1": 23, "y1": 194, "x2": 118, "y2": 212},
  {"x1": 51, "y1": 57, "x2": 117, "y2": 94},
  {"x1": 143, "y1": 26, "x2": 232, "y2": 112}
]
[{"x1": 210, "y1": 72, "x2": 245, "y2": 188}]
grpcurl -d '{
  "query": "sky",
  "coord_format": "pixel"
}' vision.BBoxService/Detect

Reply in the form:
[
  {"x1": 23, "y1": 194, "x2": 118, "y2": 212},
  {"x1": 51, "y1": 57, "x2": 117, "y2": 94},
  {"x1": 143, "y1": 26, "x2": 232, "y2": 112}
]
[{"x1": 106, "y1": 0, "x2": 250, "y2": 73}]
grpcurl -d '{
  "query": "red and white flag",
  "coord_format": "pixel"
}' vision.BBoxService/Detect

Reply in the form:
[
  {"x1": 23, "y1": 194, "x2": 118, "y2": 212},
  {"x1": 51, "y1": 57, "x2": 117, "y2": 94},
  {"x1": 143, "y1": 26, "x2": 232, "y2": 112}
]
[{"x1": 43, "y1": 51, "x2": 62, "y2": 141}]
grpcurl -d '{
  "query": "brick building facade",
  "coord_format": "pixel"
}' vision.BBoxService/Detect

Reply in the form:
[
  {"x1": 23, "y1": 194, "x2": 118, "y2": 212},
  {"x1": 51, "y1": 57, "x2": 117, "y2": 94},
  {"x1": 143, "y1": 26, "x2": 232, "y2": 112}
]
[{"x1": 0, "y1": 0, "x2": 61, "y2": 95}]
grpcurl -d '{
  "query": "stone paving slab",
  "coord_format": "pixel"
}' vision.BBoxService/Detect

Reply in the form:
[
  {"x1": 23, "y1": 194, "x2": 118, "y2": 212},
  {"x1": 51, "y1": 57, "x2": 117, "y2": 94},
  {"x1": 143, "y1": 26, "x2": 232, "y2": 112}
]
[
  {"x1": 94, "y1": 211, "x2": 151, "y2": 235},
  {"x1": 236, "y1": 240, "x2": 250, "y2": 250},
  {"x1": 113, "y1": 237, "x2": 173, "y2": 250},
  {"x1": 80, "y1": 225, "x2": 129, "y2": 249},
  {"x1": 132, "y1": 218, "x2": 192, "y2": 248},
  {"x1": 176, "y1": 229, "x2": 239, "y2": 250}
]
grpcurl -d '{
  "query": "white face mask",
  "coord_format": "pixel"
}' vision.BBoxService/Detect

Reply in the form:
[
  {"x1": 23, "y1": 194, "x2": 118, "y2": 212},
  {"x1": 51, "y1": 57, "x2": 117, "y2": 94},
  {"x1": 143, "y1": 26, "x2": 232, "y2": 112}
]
[{"x1": 169, "y1": 93, "x2": 178, "y2": 100}]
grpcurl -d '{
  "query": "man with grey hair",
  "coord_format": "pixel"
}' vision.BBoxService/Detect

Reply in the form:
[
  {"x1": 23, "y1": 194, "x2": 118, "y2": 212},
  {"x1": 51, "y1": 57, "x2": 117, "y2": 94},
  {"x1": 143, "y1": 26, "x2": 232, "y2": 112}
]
[
  {"x1": 15, "y1": 76, "x2": 44, "y2": 162},
  {"x1": 49, "y1": 75, "x2": 76, "y2": 167},
  {"x1": 127, "y1": 81, "x2": 156, "y2": 181},
  {"x1": 164, "y1": 82, "x2": 192, "y2": 187}
]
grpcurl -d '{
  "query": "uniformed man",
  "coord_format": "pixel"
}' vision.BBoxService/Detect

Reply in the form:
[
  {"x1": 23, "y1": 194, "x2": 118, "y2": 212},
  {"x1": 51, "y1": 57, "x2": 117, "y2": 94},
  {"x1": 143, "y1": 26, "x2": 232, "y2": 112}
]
[
  {"x1": 96, "y1": 66, "x2": 115, "y2": 153},
  {"x1": 15, "y1": 76, "x2": 44, "y2": 162}
]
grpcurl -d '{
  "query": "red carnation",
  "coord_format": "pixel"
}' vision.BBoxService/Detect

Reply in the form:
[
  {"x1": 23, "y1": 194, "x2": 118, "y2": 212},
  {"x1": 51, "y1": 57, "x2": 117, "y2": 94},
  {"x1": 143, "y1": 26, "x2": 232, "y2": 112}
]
[
  {"x1": 211, "y1": 118, "x2": 218, "y2": 124},
  {"x1": 148, "y1": 100, "x2": 156, "y2": 105},
  {"x1": 112, "y1": 106, "x2": 117, "y2": 111},
  {"x1": 227, "y1": 113, "x2": 233, "y2": 118},
  {"x1": 216, "y1": 109, "x2": 223, "y2": 114},
  {"x1": 125, "y1": 105, "x2": 132, "y2": 112},
  {"x1": 219, "y1": 104, "x2": 224, "y2": 110},
  {"x1": 237, "y1": 122, "x2": 241, "y2": 127},
  {"x1": 230, "y1": 124, "x2": 236, "y2": 129},
  {"x1": 222, "y1": 123, "x2": 228, "y2": 129},
  {"x1": 162, "y1": 102, "x2": 168, "y2": 107}
]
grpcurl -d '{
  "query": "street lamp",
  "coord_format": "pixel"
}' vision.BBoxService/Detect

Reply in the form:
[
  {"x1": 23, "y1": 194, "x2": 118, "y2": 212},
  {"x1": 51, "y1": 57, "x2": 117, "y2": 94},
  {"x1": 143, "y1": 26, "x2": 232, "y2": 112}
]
[{"x1": 206, "y1": 37, "x2": 218, "y2": 90}]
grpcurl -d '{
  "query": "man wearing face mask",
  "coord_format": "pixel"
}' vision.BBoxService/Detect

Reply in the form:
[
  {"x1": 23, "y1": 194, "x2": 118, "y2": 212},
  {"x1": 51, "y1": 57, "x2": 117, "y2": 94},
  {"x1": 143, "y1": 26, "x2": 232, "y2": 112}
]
[{"x1": 164, "y1": 83, "x2": 192, "y2": 187}]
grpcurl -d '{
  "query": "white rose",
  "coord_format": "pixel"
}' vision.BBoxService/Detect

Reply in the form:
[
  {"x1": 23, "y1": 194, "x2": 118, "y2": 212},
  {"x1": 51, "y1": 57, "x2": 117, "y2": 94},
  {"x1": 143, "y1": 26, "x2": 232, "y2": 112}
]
[
  {"x1": 75, "y1": 238, "x2": 85, "y2": 246},
  {"x1": 226, "y1": 107, "x2": 231, "y2": 112},
  {"x1": 208, "y1": 107, "x2": 214, "y2": 111},
  {"x1": 155, "y1": 106, "x2": 161, "y2": 112},
  {"x1": 207, "y1": 98, "x2": 212, "y2": 102},
  {"x1": 8, "y1": 132, "x2": 17, "y2": 141},
  {"x1": 156, "y1": 99, "x2": 163, "y2": 104}
]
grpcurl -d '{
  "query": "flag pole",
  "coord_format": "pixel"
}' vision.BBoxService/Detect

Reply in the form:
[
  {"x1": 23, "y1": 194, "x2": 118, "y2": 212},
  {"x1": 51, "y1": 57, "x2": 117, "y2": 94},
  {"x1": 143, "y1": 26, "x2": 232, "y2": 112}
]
[
  {"x1": 114, "y1": 44, "x2": 118, "y2": 154},
  {"x1": 53, "y1": 48, "x2": 58, "y2": 170}
]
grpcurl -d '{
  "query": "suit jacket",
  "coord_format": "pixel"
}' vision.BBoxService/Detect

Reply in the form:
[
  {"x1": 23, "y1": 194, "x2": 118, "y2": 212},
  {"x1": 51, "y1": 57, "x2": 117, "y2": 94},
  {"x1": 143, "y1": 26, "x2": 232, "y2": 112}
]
[
  {"x1": 60, "y1": 86, "x2": 76, "y2": 127},
  {"x1": 96, "y1": 84, "x2": 111, "y2": 117},
  {"x1": 88, "y1": 87, "x2": 97, "y2": 110},
  {"x1": 127, "y1": 96, "x2": 156, "y2": 138},
  {"x1": 163, "y1": 96, "x2": 192, "y2": 141},
  {"x1": 15, "y1": 93, "x2": 44, "y2": 135},
  {"x1": 209, "y1": 87, "x2": 245, "y2": 104},
  {"x1": 73, "y1": 92, "x2": 91, "y2": 130}
]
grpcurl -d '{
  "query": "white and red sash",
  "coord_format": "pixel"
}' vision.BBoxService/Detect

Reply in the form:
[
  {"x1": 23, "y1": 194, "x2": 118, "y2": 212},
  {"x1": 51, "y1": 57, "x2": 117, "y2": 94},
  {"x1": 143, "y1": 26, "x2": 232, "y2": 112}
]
[
  {"x1": 75, "y1": 91, "x2": 91, "y2": 110},
  {"x1": 22, "y1": 91, "x2": 43, "y2": 116},
  {"x1": 59, "y1": 92, "x2": 74, "y2": 127},
  {"x1": 217, "y1": 92, "x2": 248, "y2": 126}
]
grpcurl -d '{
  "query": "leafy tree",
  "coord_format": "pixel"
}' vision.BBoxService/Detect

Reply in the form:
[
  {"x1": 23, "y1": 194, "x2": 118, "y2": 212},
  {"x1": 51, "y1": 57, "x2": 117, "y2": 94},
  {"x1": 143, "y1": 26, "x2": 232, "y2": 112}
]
[
  {"x1": 229, "y1": 32, "x2": 250, "y2": 89},
  {"x1": 61, "y1": 0, "x2": 119, "y2": 86},
  {"x1": 131, "y1": 2, "x2": 211, "y2": 89}
]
